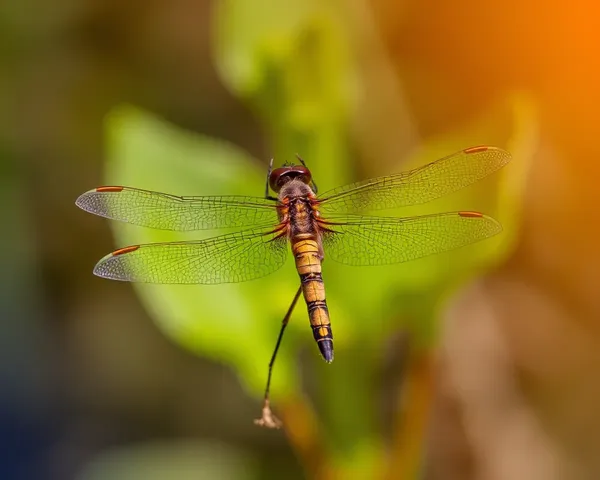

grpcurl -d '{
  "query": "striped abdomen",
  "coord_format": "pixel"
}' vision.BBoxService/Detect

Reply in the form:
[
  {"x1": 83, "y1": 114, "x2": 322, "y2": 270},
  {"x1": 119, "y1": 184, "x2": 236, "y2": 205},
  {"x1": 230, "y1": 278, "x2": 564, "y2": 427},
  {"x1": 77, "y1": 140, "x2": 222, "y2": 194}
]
[{"x1": 292, "y1": 236, "x2": 333, "y2": 363}]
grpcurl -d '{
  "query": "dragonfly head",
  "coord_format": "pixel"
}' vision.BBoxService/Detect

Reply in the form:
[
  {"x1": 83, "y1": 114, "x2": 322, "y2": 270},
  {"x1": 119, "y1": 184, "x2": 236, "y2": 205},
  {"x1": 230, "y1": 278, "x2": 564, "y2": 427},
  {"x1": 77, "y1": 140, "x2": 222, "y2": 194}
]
[{"x1": 269, "y1": 165, "x2": 312, "y2": 192}]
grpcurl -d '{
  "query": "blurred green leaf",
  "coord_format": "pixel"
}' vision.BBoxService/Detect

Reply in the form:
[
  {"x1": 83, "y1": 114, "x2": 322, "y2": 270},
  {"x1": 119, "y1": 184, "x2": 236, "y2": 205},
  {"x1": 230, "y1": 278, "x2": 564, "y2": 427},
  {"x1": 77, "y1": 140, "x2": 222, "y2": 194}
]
[
  {"x1": 214, "y1": 0, "x2": 354, "y2": 178},
  {"x1": 104, "y1": 106, "x2": 302, "y2": 399}
]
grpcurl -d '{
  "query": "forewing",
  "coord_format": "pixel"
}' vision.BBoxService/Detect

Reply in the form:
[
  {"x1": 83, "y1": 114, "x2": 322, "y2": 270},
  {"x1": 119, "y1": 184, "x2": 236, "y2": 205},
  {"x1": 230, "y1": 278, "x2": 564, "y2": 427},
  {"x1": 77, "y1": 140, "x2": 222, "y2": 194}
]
[
  {"x1": 319, "y1": 146, "x2": 511, "y2": 214},
  {"x1": 93, "y1": 226, "x2": 289, "y2": 284},
  {"x1": 76, "y1": 186, "x2": 278, "y2": 231},
  {"x1": 321, "y1": 212, "x2": 502, "y2": 266}
]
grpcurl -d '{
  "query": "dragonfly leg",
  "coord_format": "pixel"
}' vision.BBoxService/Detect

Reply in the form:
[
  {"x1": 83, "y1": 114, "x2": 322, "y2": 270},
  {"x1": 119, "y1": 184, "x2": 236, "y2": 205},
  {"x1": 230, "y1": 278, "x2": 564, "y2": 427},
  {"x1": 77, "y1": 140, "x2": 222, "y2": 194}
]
[
  {"x1": 254, "y1": 285, "x2": 303, "y2": 429},
  {"x1": 295, "y1": 154, "x2": 318, "y2": 193},
  {"x1": 264, "y1": 158, "x2": 277, "y2": 200}
]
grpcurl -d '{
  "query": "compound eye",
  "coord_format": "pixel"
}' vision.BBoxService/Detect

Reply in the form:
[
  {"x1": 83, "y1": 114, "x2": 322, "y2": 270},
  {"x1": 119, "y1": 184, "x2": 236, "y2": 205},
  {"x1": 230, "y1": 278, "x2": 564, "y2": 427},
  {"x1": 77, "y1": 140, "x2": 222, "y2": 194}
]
[
  {"x1": 295, "y1": 166, "x2": 312, "y2": 185},
  {"x1": 269, "y1": 167, "x2": 288, "y2": 192},
  {"x1": 268, "y1": 165, "x2": 313, "y2": 192}
]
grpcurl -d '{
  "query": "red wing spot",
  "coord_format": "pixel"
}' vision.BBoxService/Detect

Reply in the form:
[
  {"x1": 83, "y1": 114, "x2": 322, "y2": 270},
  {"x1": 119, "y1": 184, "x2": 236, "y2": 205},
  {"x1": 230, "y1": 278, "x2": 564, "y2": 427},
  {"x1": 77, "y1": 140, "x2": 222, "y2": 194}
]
[
  {"x1": 96, "y1": 186, "x2": 124, "y2": 193},
  {"x1": 458, "y1": 211, "x2": 483, "y2": 218},
  {"x1": 112, "y1": 245, "x2": 140, "y2": 256},
  {"x1": 464, "y1": 146, "x2": 489, "y2": 154}
]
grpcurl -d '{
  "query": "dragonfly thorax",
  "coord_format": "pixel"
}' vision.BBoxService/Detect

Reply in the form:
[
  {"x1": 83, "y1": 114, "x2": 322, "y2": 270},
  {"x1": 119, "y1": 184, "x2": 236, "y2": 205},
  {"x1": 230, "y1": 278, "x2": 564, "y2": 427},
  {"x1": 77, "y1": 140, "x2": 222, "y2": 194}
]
[
  {"x1": 279, "y1": 180, "x2": 319, "y2": 238},
  {"x1": 278, "y1": 180, "x2": 315, "y2": 204}
]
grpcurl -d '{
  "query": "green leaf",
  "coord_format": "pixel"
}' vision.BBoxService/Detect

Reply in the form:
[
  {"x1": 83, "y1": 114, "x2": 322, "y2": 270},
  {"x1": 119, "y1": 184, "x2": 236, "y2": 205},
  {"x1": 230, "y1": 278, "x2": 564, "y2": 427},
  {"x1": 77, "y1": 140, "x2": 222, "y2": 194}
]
[{"x1": 104, "y1": 105, "x2": 302, "y2": 399}]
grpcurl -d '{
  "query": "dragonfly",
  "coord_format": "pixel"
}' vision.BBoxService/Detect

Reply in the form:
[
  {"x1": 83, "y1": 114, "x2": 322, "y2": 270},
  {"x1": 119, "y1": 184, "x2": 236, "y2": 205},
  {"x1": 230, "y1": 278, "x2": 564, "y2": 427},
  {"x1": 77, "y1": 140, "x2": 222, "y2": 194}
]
[{"x1": 76, "y1": 145, "x2": 511, "y2": 428}]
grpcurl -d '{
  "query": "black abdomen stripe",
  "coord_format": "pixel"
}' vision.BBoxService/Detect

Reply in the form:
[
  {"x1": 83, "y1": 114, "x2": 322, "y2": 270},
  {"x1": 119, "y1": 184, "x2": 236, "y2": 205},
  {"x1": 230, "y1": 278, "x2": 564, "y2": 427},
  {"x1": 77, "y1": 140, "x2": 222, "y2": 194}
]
[
  {"x1": 300, "y1": 271, "x2": 323, "y2": 284},
  {"x1": 307, "y1": 299, "x2": 328, "y2": 313}
]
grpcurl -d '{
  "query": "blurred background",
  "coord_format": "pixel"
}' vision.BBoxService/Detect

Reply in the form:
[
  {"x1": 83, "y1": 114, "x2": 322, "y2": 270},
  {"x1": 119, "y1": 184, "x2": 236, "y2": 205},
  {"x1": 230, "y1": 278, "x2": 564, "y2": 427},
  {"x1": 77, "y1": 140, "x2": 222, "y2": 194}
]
[{"x1": 2, "y1": 0, "x2": 599, "y2": 479}]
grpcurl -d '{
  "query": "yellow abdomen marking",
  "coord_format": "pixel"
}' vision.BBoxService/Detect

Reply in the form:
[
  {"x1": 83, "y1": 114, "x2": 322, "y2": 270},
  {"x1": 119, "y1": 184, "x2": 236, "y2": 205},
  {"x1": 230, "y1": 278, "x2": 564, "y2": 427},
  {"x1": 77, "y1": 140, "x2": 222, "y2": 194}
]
[{"x1": 292, "y1": 236, "x2": 334, "y2": 361}]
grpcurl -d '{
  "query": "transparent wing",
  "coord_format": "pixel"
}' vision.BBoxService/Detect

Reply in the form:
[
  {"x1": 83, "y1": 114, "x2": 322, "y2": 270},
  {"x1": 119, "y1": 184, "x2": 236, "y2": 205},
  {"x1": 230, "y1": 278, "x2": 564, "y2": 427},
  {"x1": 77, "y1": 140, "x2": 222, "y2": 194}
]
[
  {"x1": 320, "y1": 212, "x2": 502, "y2": 266},
  {"x1": 76, "y1": 186, "x2": 278, "y2": 231},
  {"x1": 318, "y1": 146, "x2": 511, "y2": 214},
  {"x1": 93, "y1": 226, "x2": 288, "y2": 284}
]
